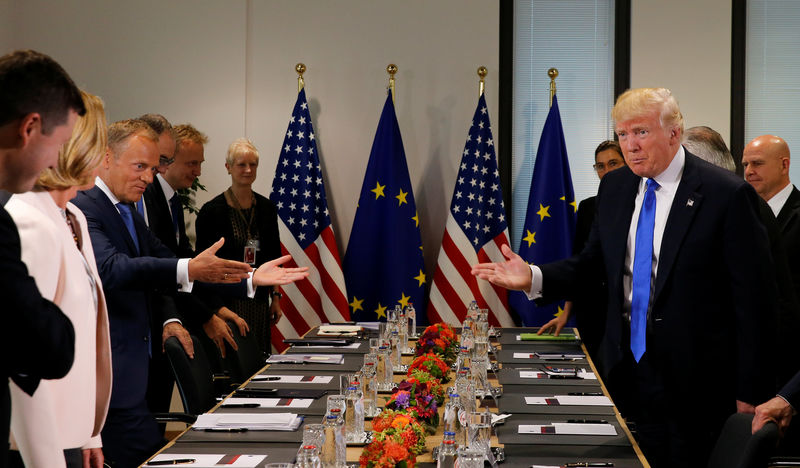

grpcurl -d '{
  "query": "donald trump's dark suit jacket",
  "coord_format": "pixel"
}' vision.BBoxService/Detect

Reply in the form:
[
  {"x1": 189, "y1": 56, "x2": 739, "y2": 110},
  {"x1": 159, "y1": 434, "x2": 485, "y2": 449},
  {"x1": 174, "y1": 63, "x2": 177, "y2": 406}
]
[{"x1": 539, "y1": 151, "x2": 776, "y2": 422}]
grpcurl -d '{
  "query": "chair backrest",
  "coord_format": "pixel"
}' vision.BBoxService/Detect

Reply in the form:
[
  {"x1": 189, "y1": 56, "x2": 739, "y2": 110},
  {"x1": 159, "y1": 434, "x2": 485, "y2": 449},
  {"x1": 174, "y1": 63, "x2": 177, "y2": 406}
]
[
  {"x1": 221, "y1": 320, "x2": 266, "y2": 384},
  {"x1": 708, "y1": 412, "x2": 779, "y2": 468},
  {"x1": 164, "y1": 335, "x2": 218, "y2": 415}
]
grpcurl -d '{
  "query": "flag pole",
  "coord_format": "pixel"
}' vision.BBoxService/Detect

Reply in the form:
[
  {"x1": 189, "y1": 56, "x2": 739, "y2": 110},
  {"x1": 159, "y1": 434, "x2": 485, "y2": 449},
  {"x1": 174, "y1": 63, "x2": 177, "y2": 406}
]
[
  {"x1": 296, "y1": 63, "x2": 306, "y2": 92},
  {"x1": 478, "y1": 66, "x2": 487, "y2": 97},
  {"x1": 387, "y1": 63, "x2": 397, "y2": 103},
  {"x1": 548, "y1": 67, "x2": 559, "y2": 108}
]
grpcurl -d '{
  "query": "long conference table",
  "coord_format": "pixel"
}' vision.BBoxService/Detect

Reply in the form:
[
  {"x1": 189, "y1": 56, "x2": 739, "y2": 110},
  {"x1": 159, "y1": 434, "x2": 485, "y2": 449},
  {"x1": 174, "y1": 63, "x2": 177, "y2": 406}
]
[{"x1": 145, "y1": 326, "x2": 651, "y2": 467}]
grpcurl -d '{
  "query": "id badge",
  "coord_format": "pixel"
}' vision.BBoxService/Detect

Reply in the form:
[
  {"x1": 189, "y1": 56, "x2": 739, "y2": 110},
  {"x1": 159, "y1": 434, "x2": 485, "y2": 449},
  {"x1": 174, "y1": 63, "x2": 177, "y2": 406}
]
[{"x1": 244, "y1": 239, "x2": 259, "y2": 265}]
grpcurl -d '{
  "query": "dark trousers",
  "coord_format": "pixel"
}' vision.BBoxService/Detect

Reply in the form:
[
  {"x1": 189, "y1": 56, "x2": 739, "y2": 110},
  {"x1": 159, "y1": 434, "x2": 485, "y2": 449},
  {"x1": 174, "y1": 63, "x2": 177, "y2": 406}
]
[
  {"x1": 607, "y1": 352, "x2": 727, "y2": 468},
  {"x1": 146, "y1": 348, "x2": 174, "y2": 435},
  {"x1": 101, "y1": 403, "x2": 165, "y2": 468}
]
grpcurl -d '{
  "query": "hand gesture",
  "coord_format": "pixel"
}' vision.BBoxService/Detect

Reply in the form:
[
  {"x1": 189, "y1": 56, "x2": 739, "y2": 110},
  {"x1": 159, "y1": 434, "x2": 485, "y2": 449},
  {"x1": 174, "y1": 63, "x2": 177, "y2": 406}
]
[
  {"x1": 253, "y1": 254, "x2": 310, "y2": 286},
  {"x1": 188, "y1": 237, "x2": 252, "y2": 283},
  {"x1": 216, "y1": 306, "x2": 250, "y2": 337},
  {"x1": 203, "y1": 314, "x2": 237, "y2": 358},
  {"x1": 538, "y1": 301, "x2": 571, "y2": 336},
  {"x1": 471, "y1": 244, "x2": 533, "y2": 291}
]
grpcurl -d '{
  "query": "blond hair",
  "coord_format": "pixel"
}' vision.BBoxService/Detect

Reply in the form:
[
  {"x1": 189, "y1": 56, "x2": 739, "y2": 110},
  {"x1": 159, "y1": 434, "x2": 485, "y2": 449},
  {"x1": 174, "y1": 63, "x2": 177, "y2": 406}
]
[
  {"x1": 107, "y1": 119, "x2": 158, "y2": 159},
  {"x1": 36, "y1": 90, "x2": 107, "y2": 190},
  {"x1": 612, "y1": 87, "x2": 684, "y2": 134},
  {"x1": 226, "y1": 137, "x2": 259, "y2": 167},
  {"x1": 174, "y1": 123, "x2": 208, "y2": 148}
]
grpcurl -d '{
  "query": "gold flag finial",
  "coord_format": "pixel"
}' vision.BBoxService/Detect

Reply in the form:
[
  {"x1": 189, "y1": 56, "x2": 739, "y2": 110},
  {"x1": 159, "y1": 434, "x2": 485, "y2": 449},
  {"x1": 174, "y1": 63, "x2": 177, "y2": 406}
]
[
  {"x1": 296, "y1": 63, "x2": 306, "y2": 92},
  {"x1": 387, "y1": 64, "x2": 397, "y2": 102},
  {"x1": 477, "y1": 66, "x2": 487, "y2": 97},
  {"x1": 548, "y1": 68, "x2": 559, "y2": 107}
]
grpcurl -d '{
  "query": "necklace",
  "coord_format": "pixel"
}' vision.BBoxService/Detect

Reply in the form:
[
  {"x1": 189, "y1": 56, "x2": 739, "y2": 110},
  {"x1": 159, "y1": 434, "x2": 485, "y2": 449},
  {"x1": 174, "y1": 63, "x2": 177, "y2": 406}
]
[{"x1": 226, "y1": 187, "x2": 257, "y2": 238}]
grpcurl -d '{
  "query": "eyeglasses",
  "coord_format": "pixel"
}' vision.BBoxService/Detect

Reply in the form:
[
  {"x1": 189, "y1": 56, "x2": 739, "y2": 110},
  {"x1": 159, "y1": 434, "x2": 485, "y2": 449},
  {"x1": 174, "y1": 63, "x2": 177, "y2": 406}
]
[
  {"x1": 159, "y1": 155, "x2": 176, "y2": 167},
  {"x1": 593, "y1": 159, "x2": 623, "y2": 172}
]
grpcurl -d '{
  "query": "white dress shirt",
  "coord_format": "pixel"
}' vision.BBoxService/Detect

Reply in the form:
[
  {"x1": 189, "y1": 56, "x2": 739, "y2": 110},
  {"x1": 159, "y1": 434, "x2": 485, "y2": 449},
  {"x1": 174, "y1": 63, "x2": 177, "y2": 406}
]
[{"x1": 767, "y1": 182, "x2": 793, "y2": 217}]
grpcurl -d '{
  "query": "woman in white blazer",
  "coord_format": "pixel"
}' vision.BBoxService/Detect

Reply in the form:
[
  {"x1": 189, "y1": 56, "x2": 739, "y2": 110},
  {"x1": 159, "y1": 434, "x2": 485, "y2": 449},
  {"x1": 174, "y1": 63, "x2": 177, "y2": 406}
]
[{"x1": 6, "y1": 91, "x2": 112, "y2": 468}]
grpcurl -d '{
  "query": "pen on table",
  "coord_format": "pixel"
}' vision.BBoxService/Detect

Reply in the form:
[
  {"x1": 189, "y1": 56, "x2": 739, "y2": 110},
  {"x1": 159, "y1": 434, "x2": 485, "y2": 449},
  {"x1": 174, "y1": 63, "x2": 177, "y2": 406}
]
[
  {"x1": 251, "y1": 376, "x2": 281, "y2": 381},
  {"x1": 221, "y1": 403, "x2": 260, "y2": 408},
  {"x1": 145, "y1": 458, "x2": 196, "y2": 465},
  {"x1": 563, "y1": 463, "x2": 614, "y2": 467},
  {"x1": 567, "y1": 392, "x2": 603, "y2": 396},
  {"x1": 566, "y1": 419, "x2": 608, "y2": 424},
  {"x1": 203, "y1": 427, "x2": 249, "y2": 432}
]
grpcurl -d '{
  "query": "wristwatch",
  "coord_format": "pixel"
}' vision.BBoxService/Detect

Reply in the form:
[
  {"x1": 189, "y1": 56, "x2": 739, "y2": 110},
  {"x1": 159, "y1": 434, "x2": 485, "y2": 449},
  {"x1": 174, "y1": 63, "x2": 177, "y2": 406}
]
[{"x1": 270, "y1": 290, "x2": 283, "y2": 299}]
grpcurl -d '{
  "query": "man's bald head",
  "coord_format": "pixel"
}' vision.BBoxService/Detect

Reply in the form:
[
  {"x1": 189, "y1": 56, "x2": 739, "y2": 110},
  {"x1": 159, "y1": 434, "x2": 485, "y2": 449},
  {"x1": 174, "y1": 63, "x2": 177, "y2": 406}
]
[{"x1": 742, "y1": 134, "x2": 791, "y2": 201}]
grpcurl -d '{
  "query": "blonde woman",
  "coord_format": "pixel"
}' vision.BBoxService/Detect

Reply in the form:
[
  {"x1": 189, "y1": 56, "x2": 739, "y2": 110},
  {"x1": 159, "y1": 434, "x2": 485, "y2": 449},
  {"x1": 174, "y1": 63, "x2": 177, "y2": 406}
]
[
  {"x1": 195, "y1": 138, "x2": 282, "y2": 355},
  {"x1": 6, "y1": 91, "x2": 111, "y2": 468}
]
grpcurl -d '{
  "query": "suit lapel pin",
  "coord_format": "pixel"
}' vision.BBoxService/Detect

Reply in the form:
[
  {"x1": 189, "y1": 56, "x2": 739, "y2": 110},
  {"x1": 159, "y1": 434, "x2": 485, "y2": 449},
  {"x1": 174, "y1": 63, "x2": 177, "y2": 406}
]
[{"x1": 686, "y1": 198, "x2": 695, "y2": 207}]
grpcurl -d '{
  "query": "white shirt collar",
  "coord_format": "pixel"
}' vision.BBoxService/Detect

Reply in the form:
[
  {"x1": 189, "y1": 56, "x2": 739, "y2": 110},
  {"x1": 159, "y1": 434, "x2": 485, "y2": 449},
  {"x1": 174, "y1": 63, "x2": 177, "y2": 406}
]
[
  {"x1": 156, "y1": 173, "x2": 176, "y2": 201},
  {"x1": 651, "y1": 145, "x2": 685, "y2": 189},
  {"x1": 94, "y1": 176, "x2": 122, "y2": 206},
  {"x1": 767, "y1": 182, "x2": 793, "y2": 217}
]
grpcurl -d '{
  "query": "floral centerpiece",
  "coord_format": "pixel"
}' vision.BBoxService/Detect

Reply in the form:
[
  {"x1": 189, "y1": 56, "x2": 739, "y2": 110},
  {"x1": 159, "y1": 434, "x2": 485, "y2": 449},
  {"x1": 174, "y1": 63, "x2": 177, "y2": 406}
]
[
  {"x1": 414, "y1": 323, "x2": 459, "y2": 365},
  {"x1": 359, "y1": 436, "x2": 416, "y2": 468},
  {"x1": 404, "y1": 369, "x2": 446, "y2": 406},
  {"x1": 369, "y1": 410, "x2": 427, "y2": 455},
  {"x1": 408, "y1": 352, "x2": 450, "y2": 383},
  {"x1": 384, "y1": 372, "x2": 443, "y2": 433}
]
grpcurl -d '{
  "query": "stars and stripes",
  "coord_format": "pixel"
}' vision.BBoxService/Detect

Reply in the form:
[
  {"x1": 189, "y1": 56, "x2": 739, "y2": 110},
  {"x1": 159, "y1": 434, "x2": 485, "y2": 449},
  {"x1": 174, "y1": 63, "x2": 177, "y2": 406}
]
[
  {"x1": 269, "y1": 88, "x2": 350, "y2": 351},
  {"x1": 427, "y1": 94, "x2": 514, "y2": 327}
]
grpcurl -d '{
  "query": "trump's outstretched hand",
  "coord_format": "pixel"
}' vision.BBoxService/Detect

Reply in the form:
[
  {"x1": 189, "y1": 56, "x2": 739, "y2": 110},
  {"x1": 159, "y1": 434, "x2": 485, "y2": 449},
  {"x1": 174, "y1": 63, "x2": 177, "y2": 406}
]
[{"x1": 471, "y1": 244, "x2": 533, "y2": 291}]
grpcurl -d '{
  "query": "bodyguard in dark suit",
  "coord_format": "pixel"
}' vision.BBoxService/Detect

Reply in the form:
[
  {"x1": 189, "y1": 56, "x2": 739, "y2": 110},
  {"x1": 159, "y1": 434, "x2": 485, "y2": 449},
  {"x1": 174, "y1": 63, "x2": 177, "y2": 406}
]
[
  {"x1": 0, "y1": 49, "x2": 83, "y2": 468},
  {"x1": 72, "y1": 120, "x2": 252, "y2": 467},
  {"x1": 474, "y1": 88, "x2": 777, "y2": 467}
]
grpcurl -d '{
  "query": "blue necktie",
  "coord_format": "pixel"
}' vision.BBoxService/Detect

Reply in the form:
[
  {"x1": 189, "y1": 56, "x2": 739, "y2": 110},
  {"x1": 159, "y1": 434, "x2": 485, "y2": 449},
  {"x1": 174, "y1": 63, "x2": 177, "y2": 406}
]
[
  {"x1": 135, "y1": 198, "x2": 145, "y2": 218},
  {"x1": 631, "y1": 178, "x2": 659, "y2": 362},
  {"x1": 116, "y1": 202, "x2": 140, "y2": 254},
  {"x1": 169, "y1": 193, "x2": 182, "y2": 239}
]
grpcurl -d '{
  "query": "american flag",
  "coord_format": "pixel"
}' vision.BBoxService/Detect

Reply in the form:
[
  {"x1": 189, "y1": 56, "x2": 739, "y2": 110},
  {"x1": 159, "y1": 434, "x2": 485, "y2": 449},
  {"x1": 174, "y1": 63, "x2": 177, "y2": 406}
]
[
  {"x1": 269, "y1": 88, "x2": 350, "y2": 351},
  {"x1": 427, "y1": 94, "x2": 514, "y2": 327}
]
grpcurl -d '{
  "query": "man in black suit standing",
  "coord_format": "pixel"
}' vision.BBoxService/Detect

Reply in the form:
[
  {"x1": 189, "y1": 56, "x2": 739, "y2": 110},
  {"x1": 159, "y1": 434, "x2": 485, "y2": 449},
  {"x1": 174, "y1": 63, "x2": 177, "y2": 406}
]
[
  {"x1": 0, "y1": 49, "x2": 81, "y2": 468},
  {"x1": 743, "y1": 135, "x2": 800, "y2": 293},
  {"x1": 474, "y1": 88, "x2": 776, "y2": 467}
]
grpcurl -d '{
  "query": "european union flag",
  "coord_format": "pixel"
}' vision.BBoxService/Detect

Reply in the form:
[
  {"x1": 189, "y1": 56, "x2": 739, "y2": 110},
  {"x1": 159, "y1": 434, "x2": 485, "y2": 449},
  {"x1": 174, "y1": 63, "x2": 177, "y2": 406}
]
[
  {"x1": 510, "y1": 95, "x2": 577, "y2": 326},
  {"x1": 343, "y1": 93, "x2": 426, "y2": 321}
]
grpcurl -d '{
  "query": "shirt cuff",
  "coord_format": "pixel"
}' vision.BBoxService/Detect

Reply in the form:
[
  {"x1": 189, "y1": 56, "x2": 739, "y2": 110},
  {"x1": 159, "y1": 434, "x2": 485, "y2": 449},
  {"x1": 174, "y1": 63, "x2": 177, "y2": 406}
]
[
  {"x1": 526, "y1": 264, "x2": 543, "y2": 299},
  {"x1": 176, "y1": 258, "x2": 193, "y2": 292},
  {"x1": 163, "y1": 318, "x2": 182, "y2": 327},
  {"x1": 247, "y1": 271, "x2": 255, "y2": 298}
]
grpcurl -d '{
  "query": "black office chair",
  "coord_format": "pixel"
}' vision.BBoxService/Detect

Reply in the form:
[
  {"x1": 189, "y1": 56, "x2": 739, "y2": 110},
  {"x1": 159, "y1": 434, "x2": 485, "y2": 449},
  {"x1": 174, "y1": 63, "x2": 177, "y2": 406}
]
[
  {"x1": 221, "y1": 320, "x2": 267, "y2": 385},
  {"x1": 708, "y1": 412, "x2": 779, "y2": 468},
  {"x1": 163, "y1": 334, "x2": 219, "y2": 415}
]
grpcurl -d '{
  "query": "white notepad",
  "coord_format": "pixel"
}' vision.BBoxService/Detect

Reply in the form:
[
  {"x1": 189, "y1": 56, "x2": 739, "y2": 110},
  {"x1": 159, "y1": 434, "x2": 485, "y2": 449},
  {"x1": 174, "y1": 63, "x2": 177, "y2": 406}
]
[{"x1": 519, "y1": 423, "x2": 617, "y2": 435}]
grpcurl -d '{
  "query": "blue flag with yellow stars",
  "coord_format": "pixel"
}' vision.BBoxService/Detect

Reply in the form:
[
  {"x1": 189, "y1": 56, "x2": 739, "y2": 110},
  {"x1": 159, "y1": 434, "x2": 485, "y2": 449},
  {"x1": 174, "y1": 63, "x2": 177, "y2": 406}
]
[
  {"x1": 343, "y1": 93, "x2": 427, "y2": 322},
  {"x1": 510, "y1": 95, "x2": 577, "y2": 326}
]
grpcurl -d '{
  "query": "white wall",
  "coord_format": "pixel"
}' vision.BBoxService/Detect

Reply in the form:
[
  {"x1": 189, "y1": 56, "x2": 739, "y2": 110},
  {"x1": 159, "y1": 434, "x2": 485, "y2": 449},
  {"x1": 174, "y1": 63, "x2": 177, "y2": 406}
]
[
  {"x1": 631, "y1": 0, "x2": 732, "y2": 142},
  {"x1": 4, "y1": 0, "x2": 498, "y2": 280}
]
